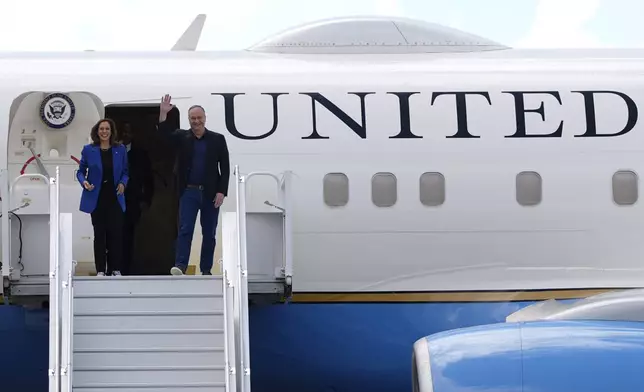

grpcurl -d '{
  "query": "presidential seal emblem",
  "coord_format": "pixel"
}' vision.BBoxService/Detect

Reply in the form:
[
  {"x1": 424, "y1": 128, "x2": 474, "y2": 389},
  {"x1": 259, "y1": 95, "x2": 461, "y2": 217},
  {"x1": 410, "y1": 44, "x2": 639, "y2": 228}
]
[{"x1": 40, "y1": 93, "x2": 75, "y2": 129}]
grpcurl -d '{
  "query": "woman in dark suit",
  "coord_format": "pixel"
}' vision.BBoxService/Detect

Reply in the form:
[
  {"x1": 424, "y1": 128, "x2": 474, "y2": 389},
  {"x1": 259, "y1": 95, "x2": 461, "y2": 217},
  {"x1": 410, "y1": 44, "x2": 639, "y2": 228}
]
[{"x1": 76, "y1": 118, "x2": 129, "y2": 276}]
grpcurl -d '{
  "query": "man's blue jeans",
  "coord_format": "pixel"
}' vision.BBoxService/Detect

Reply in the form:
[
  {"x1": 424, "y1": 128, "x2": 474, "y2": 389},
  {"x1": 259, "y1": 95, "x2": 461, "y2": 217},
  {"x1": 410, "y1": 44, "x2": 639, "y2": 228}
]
[{"x1": 175, "y1": 188, "x2": 220, "y2": 274}]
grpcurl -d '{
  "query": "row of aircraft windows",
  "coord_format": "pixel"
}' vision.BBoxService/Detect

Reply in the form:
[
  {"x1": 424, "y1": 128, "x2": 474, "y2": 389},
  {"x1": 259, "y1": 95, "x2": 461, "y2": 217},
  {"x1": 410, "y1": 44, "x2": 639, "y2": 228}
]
[{"x1": 323, "y1": 170, "x2": 640, "y2": 207}]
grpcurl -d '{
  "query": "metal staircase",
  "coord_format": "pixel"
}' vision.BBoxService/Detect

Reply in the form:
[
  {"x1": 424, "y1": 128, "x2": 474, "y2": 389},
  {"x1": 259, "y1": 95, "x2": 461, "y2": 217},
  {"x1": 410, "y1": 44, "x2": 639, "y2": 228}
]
[
  {"x1": 42, "y1": 164, "x2": 292, "y2": 392},
  {"x1": 71, "y1": 276, "x2": 230, "y2": 391}
]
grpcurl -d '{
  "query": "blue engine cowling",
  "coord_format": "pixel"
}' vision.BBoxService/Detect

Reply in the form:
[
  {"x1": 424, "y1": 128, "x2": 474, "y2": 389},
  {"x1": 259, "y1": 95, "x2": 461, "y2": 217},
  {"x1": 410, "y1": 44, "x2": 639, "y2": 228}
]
[{"x1": 412, "y1": 320, "x2": 644, "y2": 392}]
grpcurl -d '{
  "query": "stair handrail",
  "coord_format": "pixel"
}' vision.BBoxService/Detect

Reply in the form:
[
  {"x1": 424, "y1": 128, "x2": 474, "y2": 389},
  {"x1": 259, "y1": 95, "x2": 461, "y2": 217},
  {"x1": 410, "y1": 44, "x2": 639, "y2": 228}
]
[
  {"x1": 61, "y1": 266, "x2": 74, "y2": 392},
  {"x1": 279, "y1": 171, "x2": 293, "y2": 294},
  {"x1": 234, "y1": 165, "x2": 252, "y2": 392},
  {"x1": 48, "y1": 167, "x2": 62, "y2": 392},
  {"x1": 231, "y1": 166, "x2": 294, "y2": 392},
  {"x1": 11, "y1": 173, "x2": 50, "y2": 194},
  {"x1": 59, "y1": 210, "x2": 74, "y2": 392},
  {"x1": 2, "y1": 172, "x2": 50, "y2": 279},
  {"x1": 221, "y1": 268, "x2": 237, "y2": 392},
  {"x1": 245, "y1": 170, "x2": 293, "y2": 294},
  {"x1": 1, "y1": 169, "x2": 9, "y2": 278},
  {"x1": 222, "y1": 267, "x2": 230, "y2": 392}
]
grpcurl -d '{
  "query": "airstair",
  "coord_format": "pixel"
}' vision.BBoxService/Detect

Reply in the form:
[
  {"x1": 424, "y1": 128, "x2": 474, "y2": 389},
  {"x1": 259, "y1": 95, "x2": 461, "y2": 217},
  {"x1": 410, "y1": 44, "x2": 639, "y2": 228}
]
[{"x1": 29, "y1": 165, "x2": 293, "y2": 392}]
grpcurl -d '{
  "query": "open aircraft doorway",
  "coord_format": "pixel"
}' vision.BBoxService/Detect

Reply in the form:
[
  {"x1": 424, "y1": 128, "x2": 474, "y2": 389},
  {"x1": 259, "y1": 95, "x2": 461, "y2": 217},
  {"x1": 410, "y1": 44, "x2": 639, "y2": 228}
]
[
  {"x1": 104, "y1": 104, "x2": 180, "y2": 275},
  {"x1": 105, "y1": 104, "x2": 180, "y2": 275}
]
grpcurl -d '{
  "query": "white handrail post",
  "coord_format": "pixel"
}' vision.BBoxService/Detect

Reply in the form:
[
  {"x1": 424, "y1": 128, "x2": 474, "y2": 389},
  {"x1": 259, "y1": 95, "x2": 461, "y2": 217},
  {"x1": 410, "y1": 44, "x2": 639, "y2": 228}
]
[
  {"x1": 1, "y1": 169, "x2": 10, "y2": 279},
  {"x1": 221, "y1": 268, "x2": 237, "y2": 392},
  {"x1": 233, "y1": 166, "x2": 242, "y2": 391},
  {"x1": 59, "y1": 210, "x2": 74, "y2": 392},
  {"x1": 48, "y1": 167, "x2": 61, "y2": 392},
  {"x1": 220, "y1": 207, "x2": 238, "y2": 392},
  {"x1": 221, "y1": 268, "x2": 230, "y2": 392},
  {"x1": 281, "y1": 171, "x2": 293, "y2": 294},
  {"x1": 234, "y1": 165, "x2": 252, "y2": 392}
]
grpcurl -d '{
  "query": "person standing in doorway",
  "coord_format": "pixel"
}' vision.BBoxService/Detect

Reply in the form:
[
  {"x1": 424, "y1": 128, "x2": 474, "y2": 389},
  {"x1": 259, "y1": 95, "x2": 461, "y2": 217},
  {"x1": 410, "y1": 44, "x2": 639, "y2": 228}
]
[
  {"x1": 77, "y1": 118, "x2": 129, "y2": 276},
  {"x1": 119, "y1": 122, "x2": 154, "y2": 275},
  {"x1": 157, "y1": 94, "x2": 230, "y2": 275}
]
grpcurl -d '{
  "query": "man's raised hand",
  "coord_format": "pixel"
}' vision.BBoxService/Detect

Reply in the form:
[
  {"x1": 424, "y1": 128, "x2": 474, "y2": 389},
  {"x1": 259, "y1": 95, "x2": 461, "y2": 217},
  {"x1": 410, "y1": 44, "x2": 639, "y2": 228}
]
[{"x1": 159, "y1": 94, "x2": 174, "y2": 122}]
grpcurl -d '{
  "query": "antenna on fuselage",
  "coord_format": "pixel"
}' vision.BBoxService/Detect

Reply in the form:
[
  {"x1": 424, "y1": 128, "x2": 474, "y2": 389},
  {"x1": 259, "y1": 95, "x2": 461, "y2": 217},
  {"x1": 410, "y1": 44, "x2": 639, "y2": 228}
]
[{"x1": 171, "y1": 14, "x2": 207, "y2": 51}]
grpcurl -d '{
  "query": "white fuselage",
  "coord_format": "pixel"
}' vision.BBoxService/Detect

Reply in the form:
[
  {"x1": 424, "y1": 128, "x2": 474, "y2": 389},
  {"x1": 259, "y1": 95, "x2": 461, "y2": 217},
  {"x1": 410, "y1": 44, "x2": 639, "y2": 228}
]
[{"x1": 2, "y1": 49, "x2": 644, "y2": 294}]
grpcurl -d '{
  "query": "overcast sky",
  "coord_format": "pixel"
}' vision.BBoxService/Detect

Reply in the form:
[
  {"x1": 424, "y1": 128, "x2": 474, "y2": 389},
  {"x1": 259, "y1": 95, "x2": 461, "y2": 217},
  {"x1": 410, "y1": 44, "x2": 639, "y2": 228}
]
[{"x1": 0, "y1": 0, "x2": 639, "y2": 51}]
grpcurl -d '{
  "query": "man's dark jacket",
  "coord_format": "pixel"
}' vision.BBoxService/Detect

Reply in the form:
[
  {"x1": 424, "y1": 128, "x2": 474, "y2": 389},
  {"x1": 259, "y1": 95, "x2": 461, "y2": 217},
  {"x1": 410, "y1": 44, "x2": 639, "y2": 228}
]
[{"x1": 157, "y1": 120, "x2": 230, "y2": 201}]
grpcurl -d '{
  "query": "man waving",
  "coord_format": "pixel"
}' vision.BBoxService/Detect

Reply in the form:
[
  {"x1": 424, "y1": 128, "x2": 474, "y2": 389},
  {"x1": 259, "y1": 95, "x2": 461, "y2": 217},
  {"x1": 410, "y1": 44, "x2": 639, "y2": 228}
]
[{"x1": 157, "y1": 94, "x2": 230, "y2": 276}]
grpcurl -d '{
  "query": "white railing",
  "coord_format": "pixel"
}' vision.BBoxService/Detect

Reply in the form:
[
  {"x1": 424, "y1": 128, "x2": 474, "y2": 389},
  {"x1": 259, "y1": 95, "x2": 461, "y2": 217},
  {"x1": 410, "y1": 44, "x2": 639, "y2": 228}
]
[
  {"x1": 227, "y1": 165, "x2": 293, "y2": 392},
  {"x1": 59, "y1": 212, "x2": 74, "y2": 392},
  {"x1": 1, "y1": 169, "x2": 9, "y2": 278},
  {"x1": 1, "y1": 167, "x2": 64, "y2": 390},
  {"x1": 2, "y1": 172, "x2": 50, "y2": 279},
  {"x1": 44, "y1": 167, "x2": 74, "y2": 392},
  {"x1": 222, "y1": 266, "x2": 237, "y2": 392},
  {"x1": 48, "y1": 167, "x2": 61, "y2": 392},
  {"x1": 234, "y1": 165, "x2": 252, "y2": 392},
  {"x1": 247, "y1": 170, "x2": 293, "y2": 291},
  {"x1": 281, "y1": 170, "x2": 293, "y2": 293}
]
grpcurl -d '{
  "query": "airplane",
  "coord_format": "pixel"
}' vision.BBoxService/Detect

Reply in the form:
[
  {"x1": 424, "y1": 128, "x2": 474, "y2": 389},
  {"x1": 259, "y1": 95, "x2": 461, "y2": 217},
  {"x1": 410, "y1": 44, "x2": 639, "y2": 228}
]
[{"x1": 2, "y1": 12, "x2": 644, "y2": 392}]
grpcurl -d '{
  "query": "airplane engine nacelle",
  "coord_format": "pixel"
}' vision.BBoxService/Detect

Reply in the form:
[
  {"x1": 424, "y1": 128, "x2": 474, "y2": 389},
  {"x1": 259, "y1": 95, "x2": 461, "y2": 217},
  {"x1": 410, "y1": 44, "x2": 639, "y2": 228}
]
[{"x1": 412, "y1": 320, "x2": 644, "y2": 392}]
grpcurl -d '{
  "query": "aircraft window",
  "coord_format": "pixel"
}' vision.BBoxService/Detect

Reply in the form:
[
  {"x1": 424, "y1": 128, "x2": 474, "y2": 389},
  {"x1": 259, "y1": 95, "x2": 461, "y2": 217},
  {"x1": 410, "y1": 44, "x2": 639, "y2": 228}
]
[
  {"x1": 613, "y1": 170, "x2": 638, "y2": 205},
  {"x1": 419, "y1": 172, "x2": 445, "y2": 206},
  {"x1": 323, "y1": 173, "x2": 349, "y2": 207},
  {"x1": 372, "y1": 172, "x2": 397, "y2": 207},
  {"x1": 516, "y1": 171, "x2": 542, "y2": 206}
]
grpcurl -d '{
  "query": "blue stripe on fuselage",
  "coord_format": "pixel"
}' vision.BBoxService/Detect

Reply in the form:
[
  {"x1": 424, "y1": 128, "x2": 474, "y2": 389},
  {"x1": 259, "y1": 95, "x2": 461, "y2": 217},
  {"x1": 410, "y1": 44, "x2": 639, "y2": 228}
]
[{"x1": 1, "y1": 297, "x2": 584, "y2": 392}]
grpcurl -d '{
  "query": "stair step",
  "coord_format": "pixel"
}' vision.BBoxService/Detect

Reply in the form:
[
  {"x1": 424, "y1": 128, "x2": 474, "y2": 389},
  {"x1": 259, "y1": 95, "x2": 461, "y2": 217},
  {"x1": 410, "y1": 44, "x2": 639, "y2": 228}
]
[
  {"x1": 73, "y1": 365, "x2": 226, "y2": 386},
  {"x1": 74, "y1": 311, "x2": 224, "y2": 331},
  {"x1": 74, "y1": 294, "x2": 223, "y2": 313},
  {"x1": 73, "y1": 276, "x2": 222, "y2": 296},
  {"x1": 71, "y1": 382, "x2": 226, "y2": 392},
  {"x1": 74, "y1": 328, "x2": 225, "y2": 350},
  {"x1": 74, "y1": 347, "x2": 226, "y2": 367}
]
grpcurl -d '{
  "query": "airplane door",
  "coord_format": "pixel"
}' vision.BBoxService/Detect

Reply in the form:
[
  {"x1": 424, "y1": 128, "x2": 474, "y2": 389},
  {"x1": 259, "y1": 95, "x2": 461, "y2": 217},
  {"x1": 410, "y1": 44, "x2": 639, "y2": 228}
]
[{"x1": 5, "y1": 91, "x2": 105, "y2": 282}]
